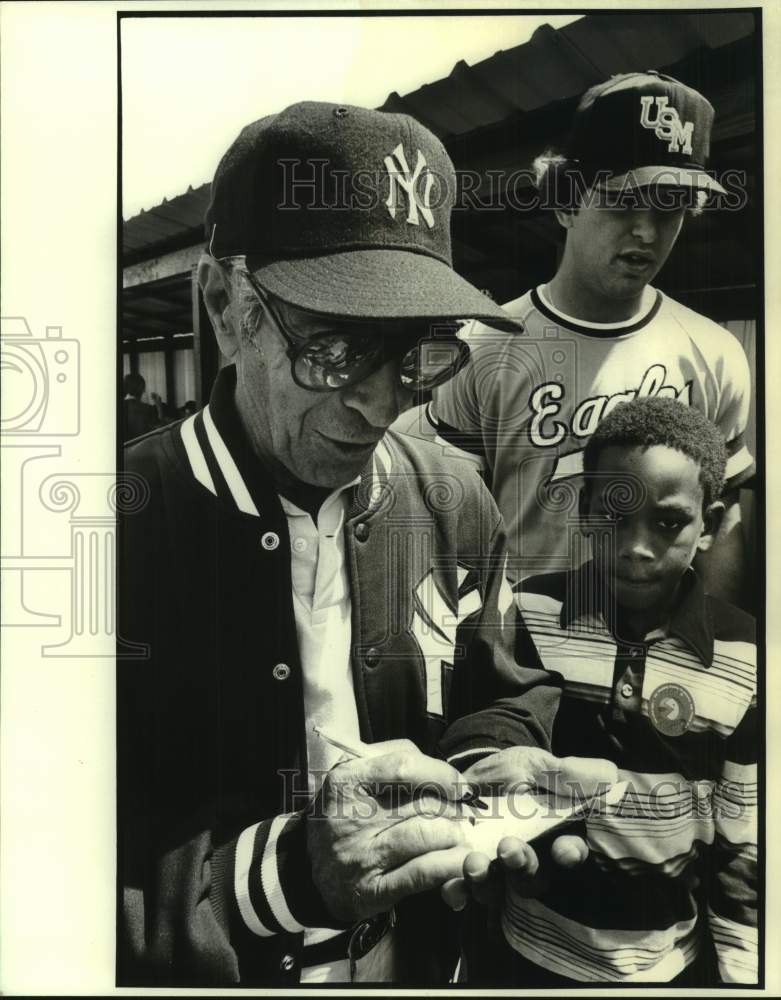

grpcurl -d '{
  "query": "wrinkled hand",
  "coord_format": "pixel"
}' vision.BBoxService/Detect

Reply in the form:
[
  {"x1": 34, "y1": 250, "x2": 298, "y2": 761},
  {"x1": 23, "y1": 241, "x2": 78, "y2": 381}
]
[
  {"x1": 307, "y1": 739, "x2": 474, "y2": 923},
  {"x1": 441, "y1": 747, "x2": 618, "y2": 912}
]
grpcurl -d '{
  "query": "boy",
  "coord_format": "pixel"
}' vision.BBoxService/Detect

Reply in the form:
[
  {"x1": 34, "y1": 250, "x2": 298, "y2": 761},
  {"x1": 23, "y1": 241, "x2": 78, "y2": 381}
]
[{"x1": 463, "y1": 397, "x2": 757, "y2": 984}]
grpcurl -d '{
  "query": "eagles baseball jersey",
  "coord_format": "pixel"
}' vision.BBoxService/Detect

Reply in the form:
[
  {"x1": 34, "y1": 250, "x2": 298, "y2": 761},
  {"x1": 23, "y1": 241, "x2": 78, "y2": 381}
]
[{"x1": 432, "y1": 284, "x2": 753, "y2": 583}]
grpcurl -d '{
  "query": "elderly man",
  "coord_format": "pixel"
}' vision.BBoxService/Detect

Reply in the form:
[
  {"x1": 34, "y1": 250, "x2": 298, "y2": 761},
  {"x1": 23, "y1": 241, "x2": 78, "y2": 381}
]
[
  {"x1": 118, "y1": 101, "x2": 612, "y2": 987},
  {"x1": 403, "y1": 72, "x2": 754, "y2": 604}
]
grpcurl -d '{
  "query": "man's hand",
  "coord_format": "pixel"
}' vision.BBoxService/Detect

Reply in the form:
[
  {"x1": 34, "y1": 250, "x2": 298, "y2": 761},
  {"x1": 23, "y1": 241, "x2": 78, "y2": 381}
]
[
  {"x1": 307, "y1": 741, "x2": 474, "y2": 923},
  {"x1": 440, "y1": 747, "x2": 618, "y2": 912}
]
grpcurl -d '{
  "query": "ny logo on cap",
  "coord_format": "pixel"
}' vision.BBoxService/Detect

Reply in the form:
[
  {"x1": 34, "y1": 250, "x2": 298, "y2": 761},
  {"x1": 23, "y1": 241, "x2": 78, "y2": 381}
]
[
  {"x1": 384, "y1": 144, "x2": 435, "y2": 229},
  {"x1": 639, "y1": 96, "x2": 694, "y2": 156}
]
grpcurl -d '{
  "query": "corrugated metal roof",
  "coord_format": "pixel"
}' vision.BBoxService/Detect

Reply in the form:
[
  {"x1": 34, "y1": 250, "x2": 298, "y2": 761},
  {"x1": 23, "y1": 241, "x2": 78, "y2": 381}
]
[
  {"x1": 122, "y1": 9, "x2": 756, "y2": 267},
  {"x1": 123, "y1": 183, "x2": 211, "y2": 262},
  {"x1": 122, "y1": 271, "x2": 194, "y2": 339},
  {"x1": 378, "y1": 11, "x2": 755, "y2": 135}
]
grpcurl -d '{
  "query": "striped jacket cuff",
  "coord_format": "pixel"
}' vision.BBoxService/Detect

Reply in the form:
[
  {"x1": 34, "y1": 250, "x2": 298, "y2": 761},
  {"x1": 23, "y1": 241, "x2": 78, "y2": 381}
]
[{"x1": 217, "y1": 812, "x2": 348, "y2": 941}]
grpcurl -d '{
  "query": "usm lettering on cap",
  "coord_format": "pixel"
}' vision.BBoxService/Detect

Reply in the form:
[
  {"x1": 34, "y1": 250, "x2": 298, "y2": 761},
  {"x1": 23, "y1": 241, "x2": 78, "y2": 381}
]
[{"x1": 564, "y1": 71, "x2": 726, "y2": 194}]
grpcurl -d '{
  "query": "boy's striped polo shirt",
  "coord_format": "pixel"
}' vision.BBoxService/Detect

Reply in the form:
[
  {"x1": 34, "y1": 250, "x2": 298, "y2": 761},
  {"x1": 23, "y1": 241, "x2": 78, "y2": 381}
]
[{"x1": 504, "y1": 563, "x2": 757, "y2": 984}]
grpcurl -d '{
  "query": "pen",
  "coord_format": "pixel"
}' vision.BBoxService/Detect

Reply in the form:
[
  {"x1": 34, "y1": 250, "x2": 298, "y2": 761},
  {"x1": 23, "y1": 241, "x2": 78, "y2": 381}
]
[{"x1": 313, "y1": 725, "x2": 489, "y2": 809}]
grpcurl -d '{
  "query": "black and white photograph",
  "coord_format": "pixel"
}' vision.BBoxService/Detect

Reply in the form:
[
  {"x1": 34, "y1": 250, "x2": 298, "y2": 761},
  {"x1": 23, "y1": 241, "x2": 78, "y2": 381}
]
[{"x1": 1, "y1": 1, "x2": 777, "y2": 994}]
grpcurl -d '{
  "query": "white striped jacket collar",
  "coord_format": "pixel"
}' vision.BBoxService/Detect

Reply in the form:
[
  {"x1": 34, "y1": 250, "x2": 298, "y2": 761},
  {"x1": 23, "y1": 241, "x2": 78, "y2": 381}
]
[
  {"x1": 178, "y1": 369, "x2": 394, "y2": 520},
  {"x1": 180, "y1": 406, "x2": 260, "y2": 515}
]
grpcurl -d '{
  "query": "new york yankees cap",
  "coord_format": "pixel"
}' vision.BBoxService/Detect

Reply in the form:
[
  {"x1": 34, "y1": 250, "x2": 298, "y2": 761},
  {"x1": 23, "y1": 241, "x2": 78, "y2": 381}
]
[
  {"x1": 205, "y1": 101, "x2": 520, "y2": 330},
  {"x1": 564, "y1": 71, "x2": 726, "y2": 194}
]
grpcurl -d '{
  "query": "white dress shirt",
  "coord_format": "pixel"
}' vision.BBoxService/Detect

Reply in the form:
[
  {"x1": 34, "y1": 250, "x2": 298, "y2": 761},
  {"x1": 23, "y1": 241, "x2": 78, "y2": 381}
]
[
  {"x1": 280, "y1": 483, "x2": 397, "y2": 983},
  {"x1": 279, "y1": 483, "x2": 362, "y2": 797}
]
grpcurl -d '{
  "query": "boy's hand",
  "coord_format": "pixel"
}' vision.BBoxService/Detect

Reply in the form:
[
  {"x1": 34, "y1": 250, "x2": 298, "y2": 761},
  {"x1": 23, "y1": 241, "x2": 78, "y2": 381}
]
[{"x1": 440, "y1": 748, "x2": 618, "y2": 911}]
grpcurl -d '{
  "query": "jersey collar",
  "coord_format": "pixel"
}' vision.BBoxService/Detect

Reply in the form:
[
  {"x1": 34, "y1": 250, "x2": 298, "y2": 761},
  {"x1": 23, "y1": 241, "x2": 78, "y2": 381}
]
[{"x1": 532, "y1": 284, "x2": 663, "y2": 338}]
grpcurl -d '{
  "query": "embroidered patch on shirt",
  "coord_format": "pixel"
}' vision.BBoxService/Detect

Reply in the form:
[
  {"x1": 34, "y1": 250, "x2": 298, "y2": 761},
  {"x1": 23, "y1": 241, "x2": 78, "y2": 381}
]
[{"x1": 648, "y1": 683, "x2": 695, "y2": 737}]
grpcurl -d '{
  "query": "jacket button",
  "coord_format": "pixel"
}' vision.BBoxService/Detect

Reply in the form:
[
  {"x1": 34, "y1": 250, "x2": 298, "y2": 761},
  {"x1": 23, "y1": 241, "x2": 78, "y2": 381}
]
[
  {"x1": 273, "y1": 662, "x2": 291, "y2": 681},
  {"x1": 620, "y1": 683, "x2": 634, "y2": 698},
  {"x1": 365, "y1": 647, "x2": 380, "y2": 668},
  {"x1": 280, "y1": 953, "x2": 296, "y2": 973},
  {"x1": 354, "y1": 522, "x2": 370, "y2": 542},
  {"x1": 261, "y1": 531, "x2": 280, "y2": 551}
]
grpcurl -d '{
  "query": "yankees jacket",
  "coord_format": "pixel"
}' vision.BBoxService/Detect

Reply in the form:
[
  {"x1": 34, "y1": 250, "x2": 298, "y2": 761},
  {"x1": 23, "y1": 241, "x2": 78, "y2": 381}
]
[{"x1": 118, "y1": 366, "x2": 562, "y2": 986}]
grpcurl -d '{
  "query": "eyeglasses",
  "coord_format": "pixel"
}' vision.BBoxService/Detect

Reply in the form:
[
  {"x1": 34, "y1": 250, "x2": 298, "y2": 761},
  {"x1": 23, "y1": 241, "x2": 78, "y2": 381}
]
[{"x1": 243, "y1": 271, "x2": 470, "y2": 394}]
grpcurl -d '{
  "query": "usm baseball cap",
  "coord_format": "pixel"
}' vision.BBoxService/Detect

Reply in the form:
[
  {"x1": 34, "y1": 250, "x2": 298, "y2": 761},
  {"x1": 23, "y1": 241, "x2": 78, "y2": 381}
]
[
  {"x1": 564, "y1": 71, "x2": 725, "y2": 194},
  {"x1": 205, "y1": 101, "x2": 520, "y2": 330}
]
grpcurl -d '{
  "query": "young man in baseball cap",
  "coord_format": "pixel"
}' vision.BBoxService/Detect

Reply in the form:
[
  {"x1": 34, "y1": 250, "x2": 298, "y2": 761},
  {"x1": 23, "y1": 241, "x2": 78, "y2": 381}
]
[
  {"x1": 118, "y1": 100, "x2": 615, "y2": 986},
  {"x1": 408, "y1": 71, "x2": 753, "y2": 605}
]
